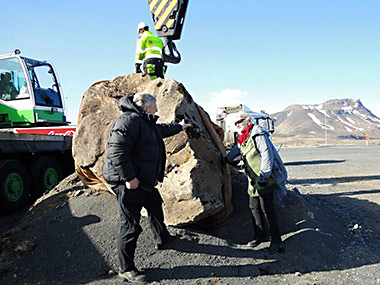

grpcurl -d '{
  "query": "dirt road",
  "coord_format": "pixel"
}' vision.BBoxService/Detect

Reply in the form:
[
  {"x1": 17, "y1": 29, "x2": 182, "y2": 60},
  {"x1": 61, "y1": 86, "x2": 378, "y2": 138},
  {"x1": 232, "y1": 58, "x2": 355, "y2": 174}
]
[
  {"x1": 271, "y1": 144, "x2": 380, "y2": 284},
  {"x1": 281, "y1": 144, "x2": 380, "y2": 234},
  {"x1": 1, "y1": 144, "x2": 380, "y2": 284}
]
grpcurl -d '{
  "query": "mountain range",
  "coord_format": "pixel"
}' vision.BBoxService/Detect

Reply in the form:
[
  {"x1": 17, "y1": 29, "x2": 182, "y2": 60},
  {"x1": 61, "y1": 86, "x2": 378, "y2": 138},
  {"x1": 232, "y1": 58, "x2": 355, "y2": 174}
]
[{"x1": 271, "y1": 99, "x2": 380, "y2": 139}]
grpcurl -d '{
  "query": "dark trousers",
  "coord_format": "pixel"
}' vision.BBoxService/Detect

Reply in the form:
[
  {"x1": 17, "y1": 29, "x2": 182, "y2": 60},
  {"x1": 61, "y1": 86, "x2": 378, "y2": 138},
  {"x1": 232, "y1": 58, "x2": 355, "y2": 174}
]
[
  {"x1": 249, "y1": 191, "x2": 282, "y2": 243},
  {"x1": 112, "y1": 184, "x2": 171, "y2": 272}
]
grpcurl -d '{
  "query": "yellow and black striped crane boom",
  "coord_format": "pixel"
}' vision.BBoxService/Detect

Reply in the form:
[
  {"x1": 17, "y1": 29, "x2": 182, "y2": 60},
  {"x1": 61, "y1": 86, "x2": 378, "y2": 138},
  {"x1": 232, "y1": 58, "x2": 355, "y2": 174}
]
[{"x1": 146, "y1": 0, "x2": 189, "y2": 64}]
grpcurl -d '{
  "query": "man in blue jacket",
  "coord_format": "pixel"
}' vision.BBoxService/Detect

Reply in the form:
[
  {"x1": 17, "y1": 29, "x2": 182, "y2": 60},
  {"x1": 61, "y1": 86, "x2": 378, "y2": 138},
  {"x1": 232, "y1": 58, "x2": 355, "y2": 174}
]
[{"x1": 103, "y1": 92, "x2": 191, "y2": 283}]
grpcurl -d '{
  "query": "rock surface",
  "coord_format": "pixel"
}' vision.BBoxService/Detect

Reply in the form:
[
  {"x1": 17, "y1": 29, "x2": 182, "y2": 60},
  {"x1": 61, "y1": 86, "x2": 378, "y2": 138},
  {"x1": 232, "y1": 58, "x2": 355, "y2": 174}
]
[{"x1": 73, "y1": 74, "x2": 229, "y2": 226}]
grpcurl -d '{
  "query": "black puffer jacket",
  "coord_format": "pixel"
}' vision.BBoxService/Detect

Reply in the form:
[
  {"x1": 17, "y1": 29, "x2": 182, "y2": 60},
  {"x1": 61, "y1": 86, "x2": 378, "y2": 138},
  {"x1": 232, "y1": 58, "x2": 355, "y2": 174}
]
[{"x1": 102, "y1": 96, "x2": 182, "y2": 186}]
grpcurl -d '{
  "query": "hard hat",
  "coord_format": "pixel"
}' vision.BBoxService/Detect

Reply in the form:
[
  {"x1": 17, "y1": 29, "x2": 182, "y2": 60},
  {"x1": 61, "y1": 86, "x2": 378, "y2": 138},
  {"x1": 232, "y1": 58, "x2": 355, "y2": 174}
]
[{"x1": 137, "y1": 21, "x2": 148, "y2": 33}]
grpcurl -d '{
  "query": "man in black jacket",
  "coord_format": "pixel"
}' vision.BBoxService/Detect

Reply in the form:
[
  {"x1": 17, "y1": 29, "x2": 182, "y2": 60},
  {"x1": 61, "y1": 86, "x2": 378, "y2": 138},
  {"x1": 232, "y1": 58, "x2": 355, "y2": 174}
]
[{"x1": 103, "y1": 92, "x2": 191, "y2": 283}]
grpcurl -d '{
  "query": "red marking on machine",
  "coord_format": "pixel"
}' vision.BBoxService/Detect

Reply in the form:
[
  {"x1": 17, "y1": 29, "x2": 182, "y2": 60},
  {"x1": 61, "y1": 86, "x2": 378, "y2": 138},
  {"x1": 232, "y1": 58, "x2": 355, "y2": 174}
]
[{"x1": 13, "y1": 126, "x2": 76, "y2": 136}]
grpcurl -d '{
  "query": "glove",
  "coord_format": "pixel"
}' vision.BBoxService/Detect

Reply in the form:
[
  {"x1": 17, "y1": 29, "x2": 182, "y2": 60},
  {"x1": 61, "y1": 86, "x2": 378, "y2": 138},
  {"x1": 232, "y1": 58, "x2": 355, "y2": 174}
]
[
  {"x1": 257, "y1": 175, "x2": 268, "y2": 187},
  {"x1": 135, "y1": 63, "x2": 142, "y2": 73},
  {"x1": 221, "y1": 154, "x2": 228, "y2": 165}
]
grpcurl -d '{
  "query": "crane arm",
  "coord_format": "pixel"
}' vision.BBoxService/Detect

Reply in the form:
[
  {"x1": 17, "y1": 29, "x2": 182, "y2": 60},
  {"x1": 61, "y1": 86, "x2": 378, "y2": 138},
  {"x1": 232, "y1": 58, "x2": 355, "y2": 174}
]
[{"x1": 147, "y1": 0, "x2": 189, "y2": 64}]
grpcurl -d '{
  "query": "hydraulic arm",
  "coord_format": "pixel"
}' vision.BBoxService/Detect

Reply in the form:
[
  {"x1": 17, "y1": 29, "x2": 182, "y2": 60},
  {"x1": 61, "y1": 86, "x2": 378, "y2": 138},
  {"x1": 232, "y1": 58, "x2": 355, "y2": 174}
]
[{"x1": 147, "y1": 0, "x2": 189, "y2": 64}]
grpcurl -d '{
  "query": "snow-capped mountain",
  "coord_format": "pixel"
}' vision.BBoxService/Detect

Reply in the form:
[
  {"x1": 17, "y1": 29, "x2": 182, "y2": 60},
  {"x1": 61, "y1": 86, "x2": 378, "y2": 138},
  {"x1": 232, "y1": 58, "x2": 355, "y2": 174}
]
[{"x1": 271, "y1": 99, "x2": 380, "y2": 139}]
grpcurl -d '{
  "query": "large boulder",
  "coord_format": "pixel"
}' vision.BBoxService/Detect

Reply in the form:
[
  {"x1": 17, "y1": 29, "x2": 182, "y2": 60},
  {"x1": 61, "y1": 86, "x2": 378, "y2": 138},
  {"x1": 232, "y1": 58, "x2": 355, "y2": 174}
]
[{"x1": 73, "y1": 74, "x2": 231, "y2": 226}]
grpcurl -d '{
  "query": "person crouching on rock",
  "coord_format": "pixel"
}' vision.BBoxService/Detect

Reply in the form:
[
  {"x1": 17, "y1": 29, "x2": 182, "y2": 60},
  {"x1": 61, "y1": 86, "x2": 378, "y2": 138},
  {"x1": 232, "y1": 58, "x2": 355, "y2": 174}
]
[
  {"x1": 222, "y1": 111, "x2": 288, "y2": 254},
  {"x1": 103, "y1": 92, "x2": 191, "y2": 283}
]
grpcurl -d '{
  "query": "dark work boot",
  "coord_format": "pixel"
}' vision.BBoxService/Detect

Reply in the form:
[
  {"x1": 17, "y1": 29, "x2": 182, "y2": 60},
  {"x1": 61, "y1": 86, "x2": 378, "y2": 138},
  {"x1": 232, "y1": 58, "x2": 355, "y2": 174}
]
[
  {"x1": 247, "y1": 236, "x2": 269, "y2": 248},
  {"x1": 267, "y1": 241, "x2": 284, "y2": 254},
  {"x1": 247, "y1": 239, "x2": 265, "y2": 248},
  {"x1": 155, "y1": 234, "x2": 176, "y2": 250},
  {"x1": 118, "y1": 270, "x2": 146, "y2": 283}
]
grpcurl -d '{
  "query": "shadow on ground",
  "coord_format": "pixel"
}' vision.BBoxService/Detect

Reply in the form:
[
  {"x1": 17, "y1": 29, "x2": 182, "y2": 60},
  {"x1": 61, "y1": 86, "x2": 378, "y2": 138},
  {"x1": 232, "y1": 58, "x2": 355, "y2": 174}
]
[
  {"x1": 289, "y1": 174, "x2": 380, "y2": 185},
  {"x1": 284, "y1": 159, "x2": 345, "y2": 166},
  {"x1": 1, "y1": 171, "x2": 380, "y2": 284},
  {"x1": 0, "y1": 181, "x2": 112, "y2": 285},
  {"x1": 142, "y1": 173, "x2": 380, "y2": 282}
]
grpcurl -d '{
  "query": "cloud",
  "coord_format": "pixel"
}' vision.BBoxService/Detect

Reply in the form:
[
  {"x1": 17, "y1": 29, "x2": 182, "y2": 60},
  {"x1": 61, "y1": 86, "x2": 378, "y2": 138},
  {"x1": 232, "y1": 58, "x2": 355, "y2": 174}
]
[{"x1": 202, "y1": 89, "x2": 247, "y2": 121}]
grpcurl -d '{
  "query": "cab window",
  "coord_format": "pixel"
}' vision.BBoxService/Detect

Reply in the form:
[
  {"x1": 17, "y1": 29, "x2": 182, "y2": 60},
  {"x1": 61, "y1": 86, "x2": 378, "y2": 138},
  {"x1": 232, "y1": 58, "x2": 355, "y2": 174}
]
[
  {"x1": 0, "y1": 57, "x2": 30, "y2": 101},
  {"x1": 29, "y1": 64, "x2": 62, "y2": 108}
]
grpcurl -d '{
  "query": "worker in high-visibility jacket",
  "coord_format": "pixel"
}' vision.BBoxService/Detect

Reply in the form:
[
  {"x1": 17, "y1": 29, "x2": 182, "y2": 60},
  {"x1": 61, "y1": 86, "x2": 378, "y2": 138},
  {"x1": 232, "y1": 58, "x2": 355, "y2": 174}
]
[{"x1": 135, "y1": 22, "x2": 166, "y2": 80}]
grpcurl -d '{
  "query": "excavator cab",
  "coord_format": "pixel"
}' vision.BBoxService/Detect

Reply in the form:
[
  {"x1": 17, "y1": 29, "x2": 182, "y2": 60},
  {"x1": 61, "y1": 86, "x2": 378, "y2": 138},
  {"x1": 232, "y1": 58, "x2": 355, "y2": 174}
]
[
  {"x1": 147, "y1": 0, "x2": 189, "y2": 64},
  {"x1": 0, "y1": 50, "x2": 68, "y2": 127}
]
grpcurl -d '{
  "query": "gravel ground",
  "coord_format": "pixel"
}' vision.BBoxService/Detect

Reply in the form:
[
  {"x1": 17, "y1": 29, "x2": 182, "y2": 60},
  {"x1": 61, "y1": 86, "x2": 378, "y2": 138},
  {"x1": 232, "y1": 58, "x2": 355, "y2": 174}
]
[{"x1": 1, "y1": 144, "x2": 380, "y2": 284}]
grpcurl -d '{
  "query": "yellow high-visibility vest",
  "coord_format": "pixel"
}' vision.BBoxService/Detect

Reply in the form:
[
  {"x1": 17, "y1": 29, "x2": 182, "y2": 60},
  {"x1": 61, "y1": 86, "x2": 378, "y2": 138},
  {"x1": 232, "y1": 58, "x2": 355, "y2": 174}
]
[{"x1": 135, "y1": 31, "x2": 164, "y2": 64}]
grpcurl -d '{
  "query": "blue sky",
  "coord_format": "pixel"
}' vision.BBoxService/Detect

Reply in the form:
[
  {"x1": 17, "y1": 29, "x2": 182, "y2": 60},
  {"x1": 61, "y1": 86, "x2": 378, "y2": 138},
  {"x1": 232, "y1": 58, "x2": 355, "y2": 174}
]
[{"x1": 1, "y1": 0, "x2": 380, "y2": 123}]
